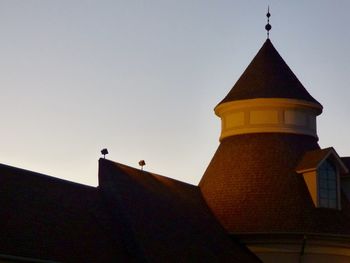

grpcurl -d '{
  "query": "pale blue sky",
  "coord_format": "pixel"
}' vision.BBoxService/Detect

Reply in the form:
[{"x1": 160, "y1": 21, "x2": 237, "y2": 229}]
[{"x1": 0, "y1": 1, "x2": 349, "y2": 186}]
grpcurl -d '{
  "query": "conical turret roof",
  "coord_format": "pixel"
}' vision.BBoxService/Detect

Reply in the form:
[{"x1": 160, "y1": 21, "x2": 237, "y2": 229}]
[{"x1": 218, "y1": 39, "x2": 321, "y2": 106}]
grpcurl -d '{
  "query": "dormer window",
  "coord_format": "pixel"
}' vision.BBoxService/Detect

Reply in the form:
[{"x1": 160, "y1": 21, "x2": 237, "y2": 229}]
[
  {"x1": 296, "y1": 148, "x2": 348, "y2": 210},
  {"x1": 318, "y1": 160, "x2": 337, "y2": 208}
]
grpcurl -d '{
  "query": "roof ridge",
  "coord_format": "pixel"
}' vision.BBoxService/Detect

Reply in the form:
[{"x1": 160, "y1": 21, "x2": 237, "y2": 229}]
[{"x1": 99, "y1": 158, "x2": 197, "y2": 187}]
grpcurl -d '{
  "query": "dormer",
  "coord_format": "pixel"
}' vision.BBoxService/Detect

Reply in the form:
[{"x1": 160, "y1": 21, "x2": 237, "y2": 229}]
[{"x1": 296, "y1": 148, "x2": 348, "y2": 209}]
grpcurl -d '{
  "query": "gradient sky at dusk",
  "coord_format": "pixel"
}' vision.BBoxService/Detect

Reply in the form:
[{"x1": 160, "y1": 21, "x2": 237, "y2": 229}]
[{"x1": 0, "y1": 1, "x2": 349, "y2": 186}]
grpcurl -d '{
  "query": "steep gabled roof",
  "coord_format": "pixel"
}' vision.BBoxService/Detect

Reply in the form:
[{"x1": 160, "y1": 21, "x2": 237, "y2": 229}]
[
  {"x1": 218, "y1": 39, "x2": 321, "y2": 106},
  {"x1": 296, "y1": 147, "x2": 349, "y2": 174},
  {"x1": 98, "y1": 159, "x2": 261, "y2": 263}
]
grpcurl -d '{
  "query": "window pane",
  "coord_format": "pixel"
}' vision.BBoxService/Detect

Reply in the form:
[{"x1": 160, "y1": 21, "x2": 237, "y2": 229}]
[
  {"x1": 329, "y1": 190, "x2": 337, "y2": 199},
  {"x1": 319, "y1": 171, "x2": 327, "y2": 180},
  {"x1": 319, "y1": 189, "x2": 328, "y2": 198},
  {"x1": 328, "y1": 180, "x2": 336, "y2": 189},
  {"x1": 319, "y1": 180, "x2": 327, "y2": 188}
]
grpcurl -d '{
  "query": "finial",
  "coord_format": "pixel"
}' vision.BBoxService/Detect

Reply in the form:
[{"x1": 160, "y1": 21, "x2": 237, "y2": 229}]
[{"x1": 265, "y1": 6, "x2": 272, "y2": 39}]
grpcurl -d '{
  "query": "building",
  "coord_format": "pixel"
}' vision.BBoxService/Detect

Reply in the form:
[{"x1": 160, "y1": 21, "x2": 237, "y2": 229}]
[
  {"x1": 200, "y1": 36, "x2": 350, "y2": 262},
  {"x1": 1, "y1": 14, "x2": 350, "y2": 263}
]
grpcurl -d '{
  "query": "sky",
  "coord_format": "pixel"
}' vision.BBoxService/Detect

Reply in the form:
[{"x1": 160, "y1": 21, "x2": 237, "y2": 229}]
[{"x1": 0, "y1": 1, "x2": 349, "y2": 186}]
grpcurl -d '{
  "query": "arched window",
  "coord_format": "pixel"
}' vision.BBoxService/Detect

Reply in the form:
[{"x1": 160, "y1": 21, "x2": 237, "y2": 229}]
[{"x1": 318, "y1": 160, "x2": 338, "y2": 209}]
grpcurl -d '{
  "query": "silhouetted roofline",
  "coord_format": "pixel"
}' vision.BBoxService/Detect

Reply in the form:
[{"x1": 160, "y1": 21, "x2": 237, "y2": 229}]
[
  {"x1": 0, "y1": 162, "x2": 94, "y2": 189},
  {"x1": 98, "y1": 158, "x2": 196, "y2": 188}
]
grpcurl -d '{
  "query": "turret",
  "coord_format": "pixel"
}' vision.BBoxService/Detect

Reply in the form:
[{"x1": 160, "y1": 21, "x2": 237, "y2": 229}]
[{"x1": 216, "y1": 39, "x2": 322, "y2": 141}]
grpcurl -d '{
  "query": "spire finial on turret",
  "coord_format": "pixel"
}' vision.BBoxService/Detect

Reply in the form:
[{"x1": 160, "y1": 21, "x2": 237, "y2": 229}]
[{"x1": 265, "y1": 6, "x2": 272, "y2": 39}]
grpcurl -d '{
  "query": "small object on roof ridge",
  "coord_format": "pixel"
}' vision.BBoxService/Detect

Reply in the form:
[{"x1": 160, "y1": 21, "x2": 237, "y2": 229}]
[
  {"x1": 101, "y1": 148, "x2": 108, "y2": 159},
  {"x1": 265, "y1": 6, "x2": 272, "y2": 39},
  {"x1": 139, "y1": 160, "x2": 146, "y2": 171}
]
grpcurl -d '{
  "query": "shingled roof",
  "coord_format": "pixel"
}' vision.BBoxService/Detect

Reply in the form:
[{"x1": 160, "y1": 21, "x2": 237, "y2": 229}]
[
  {"x1": 98, "y1": 159, "x2": 261, "y2": 263},
  {"x1": 199, "y1": 133, "x2": 350, "y2": 235},
  {"x1": 0, "y1": 160, "x2": 261, "y2": 262},
  {"x1": 218, "y1": 39, "x2": 321, "y2": 106},
  {"x1": 0, "y1": 163, "x2": 128, "y2": 262}
]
